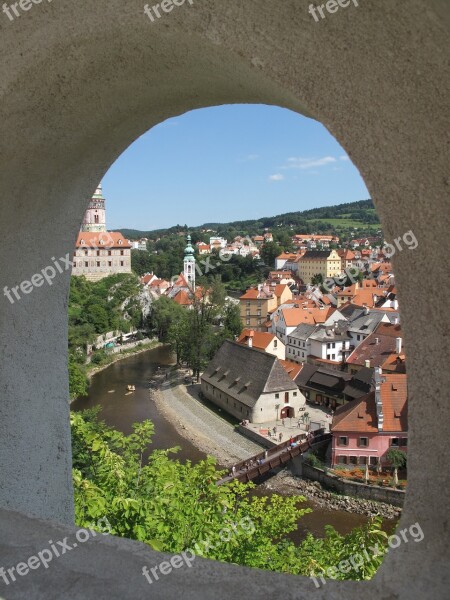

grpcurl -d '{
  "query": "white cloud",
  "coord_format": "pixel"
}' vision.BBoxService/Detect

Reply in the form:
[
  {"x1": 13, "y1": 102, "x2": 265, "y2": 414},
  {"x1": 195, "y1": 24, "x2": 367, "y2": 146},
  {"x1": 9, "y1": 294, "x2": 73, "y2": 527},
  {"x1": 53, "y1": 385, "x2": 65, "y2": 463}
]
[
  {"x1": 269, "y1": 173, "x2": 285, "y2": 181},
  {"x1": 239, "y1": 154, "x2": 260, "y2": 162},
  {"x1": 283, "y1": 156, "x2": 337, "y2": 170}
]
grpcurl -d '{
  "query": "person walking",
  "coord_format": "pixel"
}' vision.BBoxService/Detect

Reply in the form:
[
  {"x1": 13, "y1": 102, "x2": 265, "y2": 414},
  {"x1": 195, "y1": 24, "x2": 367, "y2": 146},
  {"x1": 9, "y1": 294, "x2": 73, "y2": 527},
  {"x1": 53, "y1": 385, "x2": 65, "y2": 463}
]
[{"x1": 278, "y1": 432, "x2": 283, "y2": 442}]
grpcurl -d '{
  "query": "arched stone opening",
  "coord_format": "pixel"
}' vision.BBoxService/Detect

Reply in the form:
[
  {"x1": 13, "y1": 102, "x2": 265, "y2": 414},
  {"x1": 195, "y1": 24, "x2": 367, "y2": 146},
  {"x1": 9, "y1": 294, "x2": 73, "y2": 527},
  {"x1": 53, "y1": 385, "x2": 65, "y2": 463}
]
[{"x1": 0, "y1": 1, "x2": 448, "y2": 597}]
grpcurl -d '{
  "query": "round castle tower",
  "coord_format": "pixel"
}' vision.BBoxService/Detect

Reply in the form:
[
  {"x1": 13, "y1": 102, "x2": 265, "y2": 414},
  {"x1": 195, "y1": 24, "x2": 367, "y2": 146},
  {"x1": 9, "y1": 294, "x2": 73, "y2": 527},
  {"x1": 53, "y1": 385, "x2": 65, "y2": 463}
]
[{"x1": 81, "y1": 183, "x2": 107, "y2": 232}]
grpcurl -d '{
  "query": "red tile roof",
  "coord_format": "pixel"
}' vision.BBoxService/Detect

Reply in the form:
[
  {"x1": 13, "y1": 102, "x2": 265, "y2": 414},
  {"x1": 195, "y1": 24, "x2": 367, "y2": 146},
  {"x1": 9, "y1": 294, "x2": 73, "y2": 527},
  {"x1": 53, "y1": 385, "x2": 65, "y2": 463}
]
[
  {"x1": 76, "y1": 232, "x2": 131, "y2": 249},
  {"x1": 237, "y1": 329, "x2": 276, "y2": 350},
  {"x1": 331, "y1": 374, "x2": 407, "y2": 433},
  {"x1": 279, "y1": 359, "x2": 303, "y2": 380}
]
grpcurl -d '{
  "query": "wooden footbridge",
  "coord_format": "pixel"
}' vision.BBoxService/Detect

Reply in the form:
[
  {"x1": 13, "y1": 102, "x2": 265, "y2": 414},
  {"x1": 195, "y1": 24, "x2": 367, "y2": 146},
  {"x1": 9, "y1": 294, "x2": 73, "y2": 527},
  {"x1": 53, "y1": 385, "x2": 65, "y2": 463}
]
[{"x1": 217, "y1": 430, "x2": 331, "y2": 486}]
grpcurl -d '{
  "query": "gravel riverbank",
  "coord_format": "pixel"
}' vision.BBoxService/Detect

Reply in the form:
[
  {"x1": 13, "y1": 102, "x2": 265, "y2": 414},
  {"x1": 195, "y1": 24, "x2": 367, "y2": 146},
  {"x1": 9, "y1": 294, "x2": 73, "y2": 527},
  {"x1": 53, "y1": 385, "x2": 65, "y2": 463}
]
[
  {"x1": 151, "y1": 374, "x2": 263, "y2": 467},
  {"x1": 263, "y1": 470, "x2": 401, "y2": 520}
]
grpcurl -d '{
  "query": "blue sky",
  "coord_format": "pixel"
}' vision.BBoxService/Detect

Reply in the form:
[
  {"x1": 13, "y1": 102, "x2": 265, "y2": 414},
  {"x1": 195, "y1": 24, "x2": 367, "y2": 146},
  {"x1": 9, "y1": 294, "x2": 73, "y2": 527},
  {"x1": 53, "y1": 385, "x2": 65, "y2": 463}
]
[{"x1": 103, "y1": 104, "x2": 370, "y2": 231}]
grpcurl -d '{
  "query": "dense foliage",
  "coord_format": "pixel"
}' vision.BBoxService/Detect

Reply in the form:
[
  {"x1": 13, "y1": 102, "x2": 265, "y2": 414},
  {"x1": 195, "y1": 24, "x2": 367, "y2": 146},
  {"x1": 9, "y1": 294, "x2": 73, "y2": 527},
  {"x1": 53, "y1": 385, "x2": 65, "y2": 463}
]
[
  {"x1": 148, "y1": 279, "x2": 242, "y2": 377},
  {"x1": 68, "y1": 274, "x2": 144, "y2": 398},
  {"x1": 71, "y1": 408, "x2": 391, "y2": 578}
]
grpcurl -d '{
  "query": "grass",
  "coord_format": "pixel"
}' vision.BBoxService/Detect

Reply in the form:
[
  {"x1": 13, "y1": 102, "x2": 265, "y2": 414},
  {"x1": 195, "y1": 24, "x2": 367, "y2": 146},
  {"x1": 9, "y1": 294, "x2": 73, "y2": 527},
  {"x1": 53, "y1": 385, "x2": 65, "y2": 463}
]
[{"x1": 305, "y1": 218, "x2": 380, "y2": 230}]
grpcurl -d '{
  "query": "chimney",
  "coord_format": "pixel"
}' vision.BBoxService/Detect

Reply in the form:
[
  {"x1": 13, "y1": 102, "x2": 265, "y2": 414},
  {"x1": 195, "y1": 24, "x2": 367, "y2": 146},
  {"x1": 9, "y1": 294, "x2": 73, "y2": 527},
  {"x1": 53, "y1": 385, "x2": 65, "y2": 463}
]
[
  {"x1": 394, "y1": 317, "x2": 399, "y2": 325},
  {"x1": 364, "y1": 305, "x2": 369, "y2": 315},
  {"x1": 374, "y1": 367, "x2": 384, "y2": 431},
  {"x1": 393, "y1": 299, "x2": 399, "y2": 310},
  {"x1": 396, "y1": 337, "x2": 402, "y2": 354},
  {"x1": 365, "y1": 359, "x2": 371, "y2": 368},
  {"x1": 375, "y1": 337, "x2": 380, "y2": 345},
  {"x1": 247, "y1": 331, "x2": 254, "y2": 348}
]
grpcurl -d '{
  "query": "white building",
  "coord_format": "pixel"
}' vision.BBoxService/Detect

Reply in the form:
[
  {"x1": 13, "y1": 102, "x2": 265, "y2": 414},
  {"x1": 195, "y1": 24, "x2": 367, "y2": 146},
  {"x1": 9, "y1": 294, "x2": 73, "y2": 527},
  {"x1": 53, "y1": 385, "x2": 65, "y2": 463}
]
[{"x1": 201, "y1": 341, "x2": 305, "y2": 423}]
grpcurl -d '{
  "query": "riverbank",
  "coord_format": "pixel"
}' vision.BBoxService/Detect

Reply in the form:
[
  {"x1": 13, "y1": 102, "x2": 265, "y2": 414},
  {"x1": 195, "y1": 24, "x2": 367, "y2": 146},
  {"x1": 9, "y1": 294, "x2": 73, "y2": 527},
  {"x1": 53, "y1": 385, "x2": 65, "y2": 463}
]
[
  {"x1": 151, "y1": 371, "x2": 263, "y2": 467},
  {"x1": 263, "y1": 470, "x2": 401, "y2": 520},
  {"x1": 86, "y1": 339, "x2": 163, "y2": 381},
  {"x1": 151, "y1": 376, "x2": 400, "y2": 519}
]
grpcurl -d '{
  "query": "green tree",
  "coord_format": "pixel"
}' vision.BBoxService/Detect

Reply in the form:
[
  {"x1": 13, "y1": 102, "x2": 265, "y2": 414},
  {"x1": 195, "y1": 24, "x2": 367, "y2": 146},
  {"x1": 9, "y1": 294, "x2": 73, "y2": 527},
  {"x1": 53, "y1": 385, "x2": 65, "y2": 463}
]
[
  {"x1": 260, "y1": 242, "x2": 282, "y2": 268},
  {"x1": 71, "y1": 410, "x2": 391, "y2": 577},
  {"x1": 386, "y1": 448, "x2": 407, "y2": 486},
  {"x1": 68, "y1": 356, "x2": 88, "y2": 400},
  {"x1": 222, "y1": 302, "x2": 242, "y2": 339}
]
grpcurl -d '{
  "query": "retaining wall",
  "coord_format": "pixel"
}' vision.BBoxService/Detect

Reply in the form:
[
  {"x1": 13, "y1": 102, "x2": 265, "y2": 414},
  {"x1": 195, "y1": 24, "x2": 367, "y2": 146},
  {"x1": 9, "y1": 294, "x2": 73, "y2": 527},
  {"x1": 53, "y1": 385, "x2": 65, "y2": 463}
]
[{"x1": 302, "y1": 463, "x2": 405, "y2": 507}]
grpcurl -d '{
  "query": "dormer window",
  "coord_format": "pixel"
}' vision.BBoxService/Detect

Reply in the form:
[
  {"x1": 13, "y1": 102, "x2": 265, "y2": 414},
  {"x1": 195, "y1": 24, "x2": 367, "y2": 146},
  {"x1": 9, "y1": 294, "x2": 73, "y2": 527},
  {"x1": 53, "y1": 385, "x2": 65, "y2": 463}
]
[{"x1": 118, "y1": 239, "x2": 123, "y2": 245}]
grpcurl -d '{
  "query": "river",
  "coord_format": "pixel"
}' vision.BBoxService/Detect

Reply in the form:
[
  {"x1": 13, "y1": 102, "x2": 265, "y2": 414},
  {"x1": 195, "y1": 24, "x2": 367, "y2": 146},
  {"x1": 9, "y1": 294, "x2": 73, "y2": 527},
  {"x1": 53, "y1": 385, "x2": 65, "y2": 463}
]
[{"x1": 72, "y1": 346, "x2": 394, "y2": 540}]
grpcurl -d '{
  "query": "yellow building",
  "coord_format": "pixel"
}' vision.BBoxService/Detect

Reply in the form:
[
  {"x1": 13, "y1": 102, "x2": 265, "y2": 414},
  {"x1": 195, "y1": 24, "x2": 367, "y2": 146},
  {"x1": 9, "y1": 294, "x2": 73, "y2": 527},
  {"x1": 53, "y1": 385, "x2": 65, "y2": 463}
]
[
  {"x1": 297, "y1": 250, "x2": 342, "y2": 283},
  {"x1": 240, "y1": 286, "x2": 277, "y2": 330}
]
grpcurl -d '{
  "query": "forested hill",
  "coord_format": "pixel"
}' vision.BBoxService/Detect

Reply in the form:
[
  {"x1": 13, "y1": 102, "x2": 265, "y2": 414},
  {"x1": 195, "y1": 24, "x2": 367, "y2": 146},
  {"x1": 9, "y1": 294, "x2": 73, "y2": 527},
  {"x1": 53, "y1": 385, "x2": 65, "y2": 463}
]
[{"x1": 119, "y1": 199, "x2": 379, "y2": 240}]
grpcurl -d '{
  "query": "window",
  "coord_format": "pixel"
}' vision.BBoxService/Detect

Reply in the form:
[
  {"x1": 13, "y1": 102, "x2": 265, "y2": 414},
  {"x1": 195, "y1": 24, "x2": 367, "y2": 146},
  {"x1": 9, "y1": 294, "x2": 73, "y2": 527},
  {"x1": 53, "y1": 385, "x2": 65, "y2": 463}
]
[
  {"x1": 369, "y1": 456, "x2": 378, "y2": 466},
  {"x1": 84, "y1": 262, "x2": 88, "y2": 268},
  {"x1": 274, "y1": 340, "x2": 277, "y2": 348},
  {"x1": 120, "y1": 261, "x2": 124, "y2": 267},
  {"x1": 338, "y1": 455, "x2": 347, "y2": 464},
  {"x1": 359, "y1": 456, "x2": 368, "y2": 465},
  {"x1": 108, "y1": 250, "x2": 112, "y2": 256},
  {"x1": 358, "y1": 437, "x2": 369, "y2": 447},
  {"x1": 338, "y1": 436, "x2": 348, "y2": 446},
  {"x1": 97, "y1": 250, "x2": 100, "y2": 256},
  {"x1": 96, "y1": 261, "x2": 100, "y2": 267},
  {"x1": 391, "y1": 437, "x2": 400, "y2": 447},
  {"x1": 400, "y1": 438, "x2": 408, "y2": 447},
  {"x1": 293, "y1": 392, "x2": 297, "y2": 397},
  {"x1": 349, "y1": 456, "x2": 358, "y2": 465},
  {"x1": 275, "y1": 393, "x2": 279, "y2": 399},
  {"x1": 108, "y1": 261, "x2": 112, "y2": 267},
  {"x1": 246, "y1": 319, "x2": 250, "y2": 326},
  {"x1": 120, "y1": 250, "x2": 124, "y2": 256}
]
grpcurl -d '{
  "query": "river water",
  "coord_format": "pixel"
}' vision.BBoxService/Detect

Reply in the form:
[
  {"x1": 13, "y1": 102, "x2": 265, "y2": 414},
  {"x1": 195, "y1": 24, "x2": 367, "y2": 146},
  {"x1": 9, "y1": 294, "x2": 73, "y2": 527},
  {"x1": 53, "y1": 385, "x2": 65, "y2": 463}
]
[{"x1": 72, "y1": 347, "x2": 394, "y2": 540}]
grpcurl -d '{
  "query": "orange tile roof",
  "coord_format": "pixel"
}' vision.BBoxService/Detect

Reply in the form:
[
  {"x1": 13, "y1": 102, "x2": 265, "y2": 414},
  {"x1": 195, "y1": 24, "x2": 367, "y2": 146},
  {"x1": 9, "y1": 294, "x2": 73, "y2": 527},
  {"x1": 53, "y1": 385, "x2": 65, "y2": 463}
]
[
  {"x1": 76, "y1": 231, "x2": 131, "y2": 249},
  {"x1": 282, "y1": 306, "x2": 334, "y2": 327},
  {"x1": 279, "y1": 359, "x2": 303, "y2": 380},
  {"x1": 240, "y1": 288, "x2": 273, "y2": 300},
  {"x1": 173, "y1": 290, "x2": 192, "y2": 306},
  {"x1": 237, "y1": 329, "x2": 276, "y2": 350},
  {"x1": 331, "y1": 374, "x2": 407, "y2": 433},
  {"x1": 274, "y1": 284, "x2": 288, "y2": 297}
]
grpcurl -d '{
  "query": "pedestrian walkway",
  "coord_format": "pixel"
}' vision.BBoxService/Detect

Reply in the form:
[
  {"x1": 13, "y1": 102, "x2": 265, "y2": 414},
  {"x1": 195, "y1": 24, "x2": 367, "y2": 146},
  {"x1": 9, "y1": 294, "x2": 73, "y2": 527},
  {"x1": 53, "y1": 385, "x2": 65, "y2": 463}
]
[{"x1": 242, "y1": 404, "x2": 333, "y2": 445}]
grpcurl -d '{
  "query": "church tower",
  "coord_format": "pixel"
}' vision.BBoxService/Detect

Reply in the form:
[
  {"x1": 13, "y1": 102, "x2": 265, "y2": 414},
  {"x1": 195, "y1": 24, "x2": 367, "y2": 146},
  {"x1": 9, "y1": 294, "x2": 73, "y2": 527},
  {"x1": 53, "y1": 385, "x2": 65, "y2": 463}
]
[
  {"x1": 183, "y1": 234, "x2": 196, "y2": 290},
  {"x1": 81, "y1": 183, "x2": 107, "y2": 232}
]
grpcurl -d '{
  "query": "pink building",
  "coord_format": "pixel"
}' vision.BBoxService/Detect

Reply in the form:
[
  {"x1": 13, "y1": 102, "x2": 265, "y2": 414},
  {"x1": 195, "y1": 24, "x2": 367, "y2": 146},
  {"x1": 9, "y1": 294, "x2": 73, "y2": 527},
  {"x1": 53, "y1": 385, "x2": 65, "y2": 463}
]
[{"x1": 331, "y1": 369, "x2": 407, "y2": 467}]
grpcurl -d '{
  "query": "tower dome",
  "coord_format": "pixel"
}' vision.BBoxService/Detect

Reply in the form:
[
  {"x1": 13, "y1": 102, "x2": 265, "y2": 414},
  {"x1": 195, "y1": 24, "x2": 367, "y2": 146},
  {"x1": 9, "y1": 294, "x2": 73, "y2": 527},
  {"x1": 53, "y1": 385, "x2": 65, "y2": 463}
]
[{"x1": 183, "y1": 234, "x2": 196, "y2": 290}]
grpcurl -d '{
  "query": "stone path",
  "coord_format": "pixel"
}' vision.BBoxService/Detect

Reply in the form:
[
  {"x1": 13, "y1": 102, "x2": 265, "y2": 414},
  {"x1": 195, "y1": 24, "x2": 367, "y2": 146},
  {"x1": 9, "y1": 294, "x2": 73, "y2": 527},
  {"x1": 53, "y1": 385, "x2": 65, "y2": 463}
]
[{"x1": 151, "y1": 372, "x2": 263, "y2": 466}]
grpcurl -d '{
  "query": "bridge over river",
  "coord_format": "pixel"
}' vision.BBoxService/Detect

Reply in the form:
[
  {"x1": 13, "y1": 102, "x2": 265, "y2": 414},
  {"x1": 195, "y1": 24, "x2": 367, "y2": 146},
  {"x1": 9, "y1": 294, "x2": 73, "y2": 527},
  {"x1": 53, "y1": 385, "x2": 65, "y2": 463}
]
[{"x1": 218, "y1": 430, "x2": 331, "y2": 486}]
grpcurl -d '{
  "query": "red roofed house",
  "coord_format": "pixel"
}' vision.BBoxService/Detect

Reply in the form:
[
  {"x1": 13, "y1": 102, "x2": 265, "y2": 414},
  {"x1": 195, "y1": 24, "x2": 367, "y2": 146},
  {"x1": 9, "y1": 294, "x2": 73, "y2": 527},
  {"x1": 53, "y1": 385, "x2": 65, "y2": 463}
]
[
  {"x1": 237, "y1": 328, "x2": 285, "y2": 360},
  {"x1": 240, "y1": 285, "x2": 277, "y2": 331},
  {"x1": 331, "y1": 369, "x2": 407, "y2": 468},
  {"x1": 346, "y1": 323, "x2": 406, "y2": 374}
]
